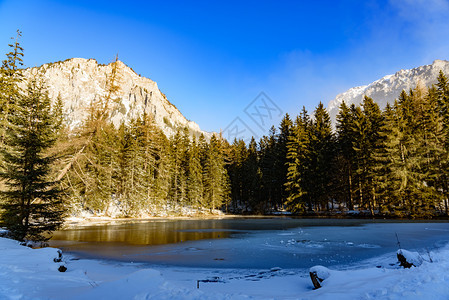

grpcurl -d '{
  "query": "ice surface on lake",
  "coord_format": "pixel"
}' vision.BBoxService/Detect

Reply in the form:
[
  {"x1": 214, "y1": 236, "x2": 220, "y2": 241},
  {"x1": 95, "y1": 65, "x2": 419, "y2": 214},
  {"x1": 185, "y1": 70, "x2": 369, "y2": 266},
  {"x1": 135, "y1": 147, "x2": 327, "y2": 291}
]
[{"x1": 51, "y1": 219, "x2": 449, "y2": 270}]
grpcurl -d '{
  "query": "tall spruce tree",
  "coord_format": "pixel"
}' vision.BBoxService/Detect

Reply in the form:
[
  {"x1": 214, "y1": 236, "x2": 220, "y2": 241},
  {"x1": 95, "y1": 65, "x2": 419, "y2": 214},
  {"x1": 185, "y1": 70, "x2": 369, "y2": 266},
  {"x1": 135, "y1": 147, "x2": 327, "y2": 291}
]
[
  {"x1": 309, "y1": 102, "x2": 334, "y2": 211},
  {"x1": 413, "y1": 85, "x2": 445, "y2": 216},
  {"x1": 115, "y1": 120, "x2": 146, "y2": 216},
  {"x1": 259, "y1": 127, "x2": 278, "y2": 212},
  {"x1": 242, "y1": 137, "x2": 261, "y2": 212},
  {"x1": 0, "y1": 75, "x2": 64, "y2": 241},
  {"x1": 285, "y1": 108, "x2": 310, "y2": 212},
  {"x1": 228, "y1": 138, "x2": 247, "y2": 212},
  {"x1": 203, "y1": 135, "x2": 230, "y2": 211},
  {"x1": 0, "y1": 30, "x2": 23, "y2": 151},
  {"x1": 379, "y1": 90, "x2": 429, "y2": 217},
  {"x1": 276, "y1": 114, "x2": 293, "y2": 209},
  {"x1": 373, "y1": 103, "x2": 396, "y2": 213},
  {"x1": 150, "y1": 121, "x2": 171, "y2": 208},
  {"x1": 186, "y1": 138, "x2": 204, "y2": 208},
  {"x1": 351, "y1": 97, "x2": 383, "y2": 214},
  {"x1": 362, "y1": 96, "x2": 383, "y2": 214},
  {"x1": 168, "y1": 129, "x2": 186, "y2": 205},
  {"x1": 435, "y1": 71, "x2": 449, "y2": 214},
  {"x1": 336, "y1": 101, "x2": 356, "y2": 210}
]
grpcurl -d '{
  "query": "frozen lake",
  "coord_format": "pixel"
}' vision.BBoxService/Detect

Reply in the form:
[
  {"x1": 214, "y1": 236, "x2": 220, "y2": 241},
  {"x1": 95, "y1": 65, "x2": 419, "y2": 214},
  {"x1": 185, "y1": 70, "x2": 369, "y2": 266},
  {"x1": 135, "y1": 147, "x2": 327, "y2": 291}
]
[{"x1": 50, "y1": 218, "x2": 449, "y2": 269}]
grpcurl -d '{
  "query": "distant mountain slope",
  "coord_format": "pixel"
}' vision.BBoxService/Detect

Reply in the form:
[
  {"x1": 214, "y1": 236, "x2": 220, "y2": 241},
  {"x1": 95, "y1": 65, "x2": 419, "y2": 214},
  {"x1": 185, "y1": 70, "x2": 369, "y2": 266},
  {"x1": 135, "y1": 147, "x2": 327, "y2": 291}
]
[
  {"x1": 22, "y1": 58, "x2": 211, "y2": 138},
  {"x1": 327, "y1": 59, "x2": 449, "y2": 124}
]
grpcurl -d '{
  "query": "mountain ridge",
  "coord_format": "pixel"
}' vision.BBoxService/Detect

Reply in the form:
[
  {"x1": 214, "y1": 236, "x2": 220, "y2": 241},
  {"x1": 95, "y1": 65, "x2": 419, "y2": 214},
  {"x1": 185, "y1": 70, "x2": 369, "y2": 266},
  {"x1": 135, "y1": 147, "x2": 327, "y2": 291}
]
[
  {"x1": 21, "y1": 57, "x2": 212, "y2": 139},
  {"x1": 327, "y1": 59, "x2": 449, "y2": 124}
]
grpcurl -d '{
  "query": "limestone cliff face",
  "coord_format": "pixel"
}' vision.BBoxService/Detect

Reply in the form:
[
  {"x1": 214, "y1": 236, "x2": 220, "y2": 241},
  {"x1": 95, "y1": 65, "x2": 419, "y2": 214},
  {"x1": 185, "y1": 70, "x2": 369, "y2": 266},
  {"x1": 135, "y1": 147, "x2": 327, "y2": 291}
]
[
  {"x1": 327, "y1": 60, "x2": 449, "y2": 125},
  {"x1": 22, "y1": 58, "x2": 211, "y2": 138}
]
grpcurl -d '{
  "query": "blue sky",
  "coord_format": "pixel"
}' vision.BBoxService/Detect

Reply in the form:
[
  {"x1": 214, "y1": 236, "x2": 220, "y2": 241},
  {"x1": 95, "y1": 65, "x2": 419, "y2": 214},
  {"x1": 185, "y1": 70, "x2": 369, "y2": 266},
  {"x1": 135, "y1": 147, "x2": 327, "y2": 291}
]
[{"x1": 1, "y1": 0, "x2": 449, "y2": 136}]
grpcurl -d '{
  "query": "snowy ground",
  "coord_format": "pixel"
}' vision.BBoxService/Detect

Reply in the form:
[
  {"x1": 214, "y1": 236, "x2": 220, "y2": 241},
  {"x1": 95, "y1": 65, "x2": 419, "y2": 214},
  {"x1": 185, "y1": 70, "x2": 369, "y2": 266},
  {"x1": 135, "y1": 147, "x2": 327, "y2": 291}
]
[{"x1": 1, "y1": 237, "x2": 449, "y2": 299}]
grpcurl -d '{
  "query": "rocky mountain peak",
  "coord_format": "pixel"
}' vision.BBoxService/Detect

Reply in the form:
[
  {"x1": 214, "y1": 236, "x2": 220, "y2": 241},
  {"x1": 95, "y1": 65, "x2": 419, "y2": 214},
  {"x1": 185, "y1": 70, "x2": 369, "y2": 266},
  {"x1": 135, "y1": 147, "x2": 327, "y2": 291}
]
[
  {"x1": 327, "y1": 59, "x2": 449, "y2": 126},
  {"x1": 21, "y1": 58, "x2": 211, "y2": 139}
]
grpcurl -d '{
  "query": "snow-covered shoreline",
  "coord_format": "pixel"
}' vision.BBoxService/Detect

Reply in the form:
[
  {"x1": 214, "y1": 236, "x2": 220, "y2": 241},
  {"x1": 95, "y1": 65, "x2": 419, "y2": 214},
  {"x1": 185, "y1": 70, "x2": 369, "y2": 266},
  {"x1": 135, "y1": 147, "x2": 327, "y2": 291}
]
[
  {"x1": 1, "y1": 237, "x2": 449, "y2": 299},
  {"x1": 62, "y1": 214, "x2": 297, "y2": 229},
  {"x1": 63, "y1": 215, "x2": 228, "y2": 228},
  {"x1": 62, "y1": 211, "x2": 243, "y2": 228}
]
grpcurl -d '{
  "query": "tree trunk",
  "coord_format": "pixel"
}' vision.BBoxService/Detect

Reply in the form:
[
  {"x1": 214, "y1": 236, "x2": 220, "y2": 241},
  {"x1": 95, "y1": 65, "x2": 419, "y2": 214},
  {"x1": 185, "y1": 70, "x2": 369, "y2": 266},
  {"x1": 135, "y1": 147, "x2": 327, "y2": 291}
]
[
  {"x1": 348, "y1": 172, "x2": 354, "y2": 210},
  {"x1": 359, "y1": 180, "x2": 363, "y2": 210}
]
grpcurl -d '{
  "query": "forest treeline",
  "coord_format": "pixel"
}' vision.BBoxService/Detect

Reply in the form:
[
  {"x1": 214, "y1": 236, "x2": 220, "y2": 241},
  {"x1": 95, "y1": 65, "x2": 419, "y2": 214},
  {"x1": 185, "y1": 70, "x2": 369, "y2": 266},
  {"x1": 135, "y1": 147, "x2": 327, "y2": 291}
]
[
  {"x1": 228, "y1": 77, "x2": 449, "y2": 218},
  {"x1": 59, "y1": 115, "x2": 231, "y2": 216},
  {"x1": 1, "y1": 32, "x2": 448, "y2": 241}
]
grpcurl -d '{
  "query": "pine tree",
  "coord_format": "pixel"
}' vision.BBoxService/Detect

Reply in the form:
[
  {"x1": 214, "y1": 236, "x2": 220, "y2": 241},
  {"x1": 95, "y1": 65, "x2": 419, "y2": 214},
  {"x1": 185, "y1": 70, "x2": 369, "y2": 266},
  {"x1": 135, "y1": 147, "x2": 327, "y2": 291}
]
[
  {"x1": 150, "y1": 121, "x2": 171, "y2": 208},
  {"x1": 179, "y1": 127, "x2": 191, "y2": 204},
  {"x1": 186, "y1": 138, "x2": 204, "y2": 208},
  {"x1": 228, "y1": 138, "x2": 247, "y2": 212},
  {"x1": 259, "y1": 127, "x2": 278, "y2": 212},
  {"x1": 115, "y1": 120, "x2": 145, "y2": 216},
  {"x1": 436, "y1": 70, "x2": 449, "y2": 134},
  {"x1": 0, "y1": 30, "x2": 24, "y2": 150},
  {"x1": 379, "y1": 89, "x2": 432, "y2": 217},
  {"x1": 168, "y1": 129, "x2": 186, "y2": 205},
  {"x1": 398, "y1": 88, "x2": 430, "y2": 217},
  {"x1": 435, "y1": 71, "x2": 449, "y2": 214},
  {"x1": 242, "y1": 137, "x2": 261, "y2": 212},
  {"x1": 276, "y1": 114, "x2": 293, "y2": 209},
  {"x1": 335, "y1": 101, "x2": 356, "y2": 210},
  {"x1": 373, "y1": 103, "x2": 396, "y2": 214},
  {"x1": 309, "y1": 102, "x2": 335, "y2": 211},
  {"x1": 414, "y1": 85, "x2": 445, "y2": 216},
  {"x1": 83, "y1": 122, "x2": 117, "y2": 212},
  {"x1": 285, "y1": 108, "x2": 310, "y2": 212},
  {"x1": 0, "y1": 75, "x2": 64, "y2": 241},
  {"x1": 362, "y1": 96, "x2": 384, "y2": 214},
  {"x1": 351, "y1": 97, "x2": 383, "y2": 214},
  {"x1": 203, "y1": 135, "x2": 230, "y2": 211}
]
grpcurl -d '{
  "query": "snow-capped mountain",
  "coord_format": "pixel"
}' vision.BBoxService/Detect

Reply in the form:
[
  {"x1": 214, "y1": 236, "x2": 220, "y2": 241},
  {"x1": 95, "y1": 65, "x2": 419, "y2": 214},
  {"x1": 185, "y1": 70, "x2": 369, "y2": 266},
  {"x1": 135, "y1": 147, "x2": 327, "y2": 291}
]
[
  {"x1": 22, "y1": 58, "x2": 211, "y2": 138},
  {"x1": 327, "y1": 59, "x2": 449, "y2": 125}
]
